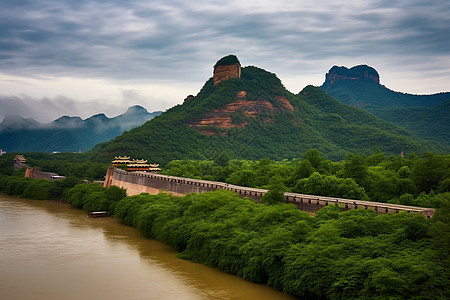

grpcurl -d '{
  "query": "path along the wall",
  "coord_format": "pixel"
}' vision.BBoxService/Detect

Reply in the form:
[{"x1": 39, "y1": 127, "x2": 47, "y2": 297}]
[{"x1": 104, "y1": 167, "x2": 435, "y2": 218}]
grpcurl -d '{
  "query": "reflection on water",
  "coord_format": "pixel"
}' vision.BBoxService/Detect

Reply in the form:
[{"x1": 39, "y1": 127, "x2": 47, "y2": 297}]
[{"x1": 0, "y1": 194, "x2": 297, "y2": 300}]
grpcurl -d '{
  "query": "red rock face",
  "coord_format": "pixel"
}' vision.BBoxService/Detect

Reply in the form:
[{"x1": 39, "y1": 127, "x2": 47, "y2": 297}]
[
  {"x1": 190, "y1": 99, "x2": 273, "y2": 129},
  {"x1": 276, "y1": 96, "x2": 294, "y2": 111},
  {"x1": 189, "y1": 91, "x2": 295, "y2": 134},
  {"x1": 236, "y1": 90, "x2": 247, "y2": 98},
  {"x1": 213, "y1": 64, "x2": 241, "y2": 85}
]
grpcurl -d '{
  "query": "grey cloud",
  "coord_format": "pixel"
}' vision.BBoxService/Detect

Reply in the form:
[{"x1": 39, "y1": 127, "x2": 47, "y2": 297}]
[
  {"x1": 0, "y1": 95, "x2": 84, "y2": 122},
  {"x1": 0, "y1": 0, "x2": 448, "y2": 92}
]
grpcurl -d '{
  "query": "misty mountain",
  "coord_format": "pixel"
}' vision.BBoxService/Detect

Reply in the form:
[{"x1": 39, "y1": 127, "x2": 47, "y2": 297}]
[
  {"x1": 0, "y1": 105, "x2": 162, "y2": 152},
  {"x1": 321, "y1": 65, "x2": 450, "y2": 145},
  {"x1": 0, "y1": 115, "x2": 41, "y2": 131}
]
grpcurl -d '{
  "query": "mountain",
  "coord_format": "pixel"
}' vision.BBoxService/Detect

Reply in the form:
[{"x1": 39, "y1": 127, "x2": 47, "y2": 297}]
[
  {"x1": 0, "y1": 105, "x2": 162, "y2": 153},
  {"x1": 0, "y1": 115, "x2": 41, "y2": 130},
  {"x1": 89, "y1": 55, "x2": 449, "y2": 165},
  {"x1": 372, "y1": 100, "x2": 450, "y2": 146},
  {"x1": 321, "y1": 65, "x2": 450, "y2": 145}
]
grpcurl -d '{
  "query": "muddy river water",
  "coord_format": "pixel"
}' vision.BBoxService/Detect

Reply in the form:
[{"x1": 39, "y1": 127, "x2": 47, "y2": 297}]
[{"x1": 0, "y1": 193, "x2": 297, "y2": 299}]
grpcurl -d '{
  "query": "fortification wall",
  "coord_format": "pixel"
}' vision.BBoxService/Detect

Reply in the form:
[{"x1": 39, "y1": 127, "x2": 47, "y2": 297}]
[
  {"x1": 24, "y1": 167, "x2": 60, "y2": 180},
  {"x1": 14, "y1": 160, "x2": 28, "y2": 169},
  {"x1": 107, "y1": 178, "x2": 185, "y2": 196},
  {"x1": 104, "y1": 167, "x2": 434, "y2": 218},
  {"x1": 105, "y1": 167, "x2": 265, "y2": 201}
]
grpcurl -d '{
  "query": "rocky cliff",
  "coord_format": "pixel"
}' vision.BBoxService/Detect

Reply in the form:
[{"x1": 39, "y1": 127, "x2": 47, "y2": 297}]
[
  {"x1": 322, "y1": 65, "x2": 379, "y2": 89},
  {"x1": 213, "y1": 55, "x2": 241, "y2": 85},
  {"x1": 189, "y1": 91, "x2": 294, "y2": 134},
  {"x1": 189, "y1": 56, "x2": 294, "y2": 135}
]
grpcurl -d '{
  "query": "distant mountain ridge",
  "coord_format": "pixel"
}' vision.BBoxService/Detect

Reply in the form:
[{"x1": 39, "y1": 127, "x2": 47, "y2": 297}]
[
  {"x1": 0, "y1": 105, "x2": 162, "y2": 152},
  {"x1": 321, "y1": 65, "x2": 450, "y2": 145},
  {"x1": 89, "y1": 55, "x2": 449, "y2": 165}
]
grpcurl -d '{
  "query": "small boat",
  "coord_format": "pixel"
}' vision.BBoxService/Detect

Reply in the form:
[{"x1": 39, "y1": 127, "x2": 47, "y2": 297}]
[{"x1": 87, "y1": 211, "x2": 110, "y2": 218}]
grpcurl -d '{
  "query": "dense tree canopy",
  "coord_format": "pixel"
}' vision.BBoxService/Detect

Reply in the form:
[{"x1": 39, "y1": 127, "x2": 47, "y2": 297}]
[
  {"x1": 111, "y1": 191, "x2": 449, "y2": 299},
  {"x1": 322, "y1": 73, "x2": 450, "y2": 146},
  {"x1": 1, "y1": 149, "x2": 449, "y2": 299},
  {"x1": 162, "y1": 150, "x2": 450, "y2": 209},
  {"x1": 0, "y1": 152, "x2": 108, "y2": 180}
]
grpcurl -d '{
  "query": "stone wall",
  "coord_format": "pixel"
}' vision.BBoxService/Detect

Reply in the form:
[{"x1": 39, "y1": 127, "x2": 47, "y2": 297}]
[
  {"x1": 24, "y1": 167, "x2": 60, "y2": 180},
  {"x1": 104, "y1": 167, "x2": 435, "y2": 218}
]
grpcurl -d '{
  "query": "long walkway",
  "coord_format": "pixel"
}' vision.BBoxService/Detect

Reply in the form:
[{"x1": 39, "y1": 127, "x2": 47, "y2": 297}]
[{"x1": 105, "y1": 167, "x2": 435, "y2": 218}]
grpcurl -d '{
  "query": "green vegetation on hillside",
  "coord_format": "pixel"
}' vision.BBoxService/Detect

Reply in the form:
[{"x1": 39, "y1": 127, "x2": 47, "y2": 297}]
[
  {"x1": 321, "y1": 77, "x2": 450, "y2": 145},
  {"x1": 372, "y1": 99, "x2": 450, "y2": 146},
  {"x1": 322, "y1": 78, "x2": 449, "y2": 108},
  {"x1": 213, "y1": 54, "x2": 240, "y2": 68}
]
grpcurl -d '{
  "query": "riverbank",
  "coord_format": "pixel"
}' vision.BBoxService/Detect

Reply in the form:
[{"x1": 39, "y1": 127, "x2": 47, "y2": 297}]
[
  {"x1": 1, "y1": 175, "x2": 449, "y2": 299},
  {"x1": 0, "y1": 193, "x2": 296, "y2": 299},
  {"x1": 110, "y1": 191, "x2": 450, "y2": 299}
]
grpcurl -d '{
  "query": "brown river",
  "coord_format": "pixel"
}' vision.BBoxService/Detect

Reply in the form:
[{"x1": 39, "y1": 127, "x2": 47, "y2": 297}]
[{"x1": 0, "y1": 193, "x2": 297, "y2": 299}]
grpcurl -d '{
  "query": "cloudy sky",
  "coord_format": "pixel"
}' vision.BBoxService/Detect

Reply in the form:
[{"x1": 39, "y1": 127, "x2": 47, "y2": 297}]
[{"x1": 0, "y1": 0, "x2": 449, "y2": 123}]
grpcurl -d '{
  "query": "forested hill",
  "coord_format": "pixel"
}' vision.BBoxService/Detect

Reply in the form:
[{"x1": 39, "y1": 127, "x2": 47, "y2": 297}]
[
  {"x1": 90, "y1": 56, "x2": 449, "y2": 164},
  {"x1": 321, "y1": 65, "x2": 450, "y2": 108},
  {"x1": 321, "y1": 65, "x2": 450, "y2": 145}
]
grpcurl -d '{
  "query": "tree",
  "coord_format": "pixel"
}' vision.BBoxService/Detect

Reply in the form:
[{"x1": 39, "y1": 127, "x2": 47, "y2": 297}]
[
  {"x1": 226, "y1": 169, "x2": 258, "y2": 187},
  {"x1": 366, "y1": 150, "x2": 385, "y2": 166},
  {"x1": 294, "y1": 172, "x2": 367, "y2": 200},
  {"x1": 412, "y1": 153, "x2": 450, "y2": 193},
  {"x1": 105, "y1": 185, "x2": 127, "y2": 213},
  {"x1": 304, "y1": 149, "x2": 323, "y2": 169},
  {"x1": 344, "y1": 153, "x2": 368, "y2": 186},
  {"x1": 292, "y1": 159, "x2": 314, "y2": 181},
  {"x1": 261, "y1": 175, "x2": 286, "y2": 205}
]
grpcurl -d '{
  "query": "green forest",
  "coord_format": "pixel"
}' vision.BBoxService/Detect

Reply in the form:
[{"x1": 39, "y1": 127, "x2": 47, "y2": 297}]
[
  {"x1": 321, "y1": 71, "x2": 450, "y2": 146},
  {"x1": 0, "y1": 173, "x2": 448, "y2": 299},
  {"x1": 162, "y1": 150, "x2": 450, "y2": 209},
  {"x1": 0, "y1": 152, "x2": 109, "y2": 180},
  {"x1": 0, "y1": 150, "x2": 449, "y2": 299}
]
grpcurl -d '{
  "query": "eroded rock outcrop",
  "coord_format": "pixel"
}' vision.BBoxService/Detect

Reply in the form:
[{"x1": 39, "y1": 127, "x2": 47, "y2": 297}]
[
  {"x1": 322, "y1": 65, "x2": 380, "y2": 89},
  {"x1": 276, "y1": 96, "x2": 295, "y2": 111},
  {"x1": 183, "y1": 95, "x2": 194, "y2": 103},
  {"x1": 213, "y1": 55, "x2": 241, "y2": 86},
  {"x1": 189, "y1": 99, "x2": 274, "y2": 130},
  {"x1": 189, "y1": 91, "x2": 295, "y2": 134},
  {"x1": 189, "y1": 56, "x2": 295, "y2": 135}
]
